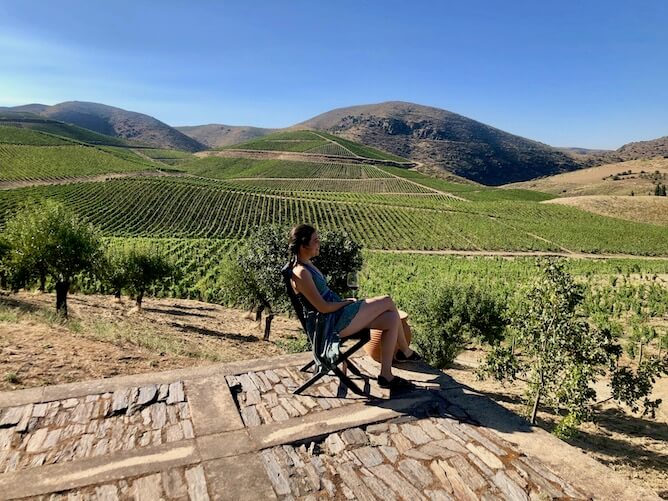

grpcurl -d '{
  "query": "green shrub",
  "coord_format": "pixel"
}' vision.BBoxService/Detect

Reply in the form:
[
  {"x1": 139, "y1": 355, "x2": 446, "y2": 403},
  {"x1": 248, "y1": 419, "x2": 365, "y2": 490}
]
[{"x1": 410, "y1": 282, "x2": 507, "y2": 368}]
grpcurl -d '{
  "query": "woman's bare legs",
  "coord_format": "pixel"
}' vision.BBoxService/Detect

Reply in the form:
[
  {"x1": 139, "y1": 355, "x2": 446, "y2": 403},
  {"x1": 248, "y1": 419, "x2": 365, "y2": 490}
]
[{"x1": 339, "y1": 295, "x2": 413, "y2": 379}]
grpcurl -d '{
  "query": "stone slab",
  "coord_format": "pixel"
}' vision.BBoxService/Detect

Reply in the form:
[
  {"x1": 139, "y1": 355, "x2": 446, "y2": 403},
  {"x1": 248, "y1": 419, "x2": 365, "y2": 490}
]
[
  {"x1": 195, "y1": 429, "x2": 257, "y2": 462},
  {"x1": 250, "y1": 391, "x2": 436, "y2": 449},
  {"x1": 186, "y1": 376, "x2": 244, "y2": 435},
  {"x1": 0, "y1": 441, "x2": 200, "y2": 500},
  {"x1": 203, "y1": 454, "x2": 277, "y2": 501},
  {"x1": 437, "y1": 375, "x2": 662, "y2": 501}
]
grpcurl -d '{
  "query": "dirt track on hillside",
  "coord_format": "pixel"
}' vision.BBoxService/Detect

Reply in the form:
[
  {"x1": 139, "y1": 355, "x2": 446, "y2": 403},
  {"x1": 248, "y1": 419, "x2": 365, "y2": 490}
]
[
  {"x1": 0, "y1": 170, "x2": 184, "y2": 190},
  {"x1": 373, "y1": 249, "x2": 668, "y2": 260}
]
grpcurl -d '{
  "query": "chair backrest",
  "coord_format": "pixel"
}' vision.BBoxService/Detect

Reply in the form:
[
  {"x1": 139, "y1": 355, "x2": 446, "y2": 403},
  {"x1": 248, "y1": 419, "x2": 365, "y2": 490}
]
[{"x1": 281, "y1": 262, "x2": 308, "y2": 333}]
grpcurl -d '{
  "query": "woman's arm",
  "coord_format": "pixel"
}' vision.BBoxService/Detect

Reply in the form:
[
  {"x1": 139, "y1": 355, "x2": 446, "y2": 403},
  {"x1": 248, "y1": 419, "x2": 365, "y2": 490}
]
[{"x1": 293, "y1": 267, "x2": 354, "y2": 314}]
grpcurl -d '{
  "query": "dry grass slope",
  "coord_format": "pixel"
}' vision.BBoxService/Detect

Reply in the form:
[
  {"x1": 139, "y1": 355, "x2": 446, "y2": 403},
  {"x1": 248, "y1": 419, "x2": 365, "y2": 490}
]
[
  {"x1": 545, "y1": 196, "x2": 668, "y2": 227},
  {"x1": 507, "y1": 157, "x2": 668, "y2": 196}
]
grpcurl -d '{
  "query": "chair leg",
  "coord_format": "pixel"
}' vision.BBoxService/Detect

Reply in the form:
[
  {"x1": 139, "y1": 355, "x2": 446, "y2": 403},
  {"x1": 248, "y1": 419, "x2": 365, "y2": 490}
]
[
  {"x1": 300, "y1": 359, "x2": 316, "y2": 373},
  {"x1": 293, "y1": 370, "x2": 326, "y2": 395},
  {"x1": 331, "y1": 366, "x2": 366, "y2": 396},
  {"x1": 345, "y1": 360, "x2": 365, "y2": 378}
]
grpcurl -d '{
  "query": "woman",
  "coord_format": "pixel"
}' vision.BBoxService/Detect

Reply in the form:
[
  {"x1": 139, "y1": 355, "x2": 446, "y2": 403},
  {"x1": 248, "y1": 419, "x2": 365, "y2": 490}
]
[{"x1": 288, "y1": 224, "x2": 418, "y2": 391}]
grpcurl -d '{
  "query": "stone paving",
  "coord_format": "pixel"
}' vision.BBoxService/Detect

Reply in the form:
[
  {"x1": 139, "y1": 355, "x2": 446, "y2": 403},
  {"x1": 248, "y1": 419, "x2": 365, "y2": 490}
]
[
  {"x1": 0, "y1": 382, "x2": 190, "y2": 474},
  {"x1": 0, "y1": 352, "x2": 660, "y2": 500},
  {"x1": 260, "y1": 418, "x2": 586, "y2": 500}
]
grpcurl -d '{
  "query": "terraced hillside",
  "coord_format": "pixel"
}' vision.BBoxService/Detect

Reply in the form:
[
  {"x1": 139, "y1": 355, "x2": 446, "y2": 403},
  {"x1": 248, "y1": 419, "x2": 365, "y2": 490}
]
[
  {"x1": 224, "y1": 130, "x2": 408, "y2": 162},
  {"x1": 0, "y1": 123, "x2": 192, "y2": 184},
  {"x1": 1, "y1": 126, "x2": 666, "y2": 256}
]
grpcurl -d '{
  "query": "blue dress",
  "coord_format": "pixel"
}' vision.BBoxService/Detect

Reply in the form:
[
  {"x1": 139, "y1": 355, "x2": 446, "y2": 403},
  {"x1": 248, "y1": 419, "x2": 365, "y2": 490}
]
[{"x1": 297, "y1": 262, "x2": 362, "y2": 365}]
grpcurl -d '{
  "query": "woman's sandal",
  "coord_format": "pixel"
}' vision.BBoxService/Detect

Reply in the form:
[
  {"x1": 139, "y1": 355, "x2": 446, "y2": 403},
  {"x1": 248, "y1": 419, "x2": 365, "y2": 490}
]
[
  {"x1": 377, "y1": 375, "x2": 415, "y2": 391},
  {"x1": 394, "y1": 350, "x2": 422, "y2": 363}
]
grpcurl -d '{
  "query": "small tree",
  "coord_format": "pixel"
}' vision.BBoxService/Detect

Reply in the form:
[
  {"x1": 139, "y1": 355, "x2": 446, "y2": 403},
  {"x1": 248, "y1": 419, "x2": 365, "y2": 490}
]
[
  {"x1": 119, "y1": 247, "x2": 175, "y2": 311},
  {"x1": 410, "y1": 282, "x2": 507, "y2": 368},
  {"x1": 478, "y1": 259, "x2": 665, "y2": 437},
  {"x1": 4, "y1": 201, "x2": 102, "y2": 316},
  {"x1": 102, "y1": 248, "x2": 129, "y2": 302}
]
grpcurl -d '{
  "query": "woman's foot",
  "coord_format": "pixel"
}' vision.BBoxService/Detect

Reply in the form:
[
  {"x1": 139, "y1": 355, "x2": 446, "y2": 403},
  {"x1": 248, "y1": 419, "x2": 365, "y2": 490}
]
[
  {"x1": 394, "y1": 349, "x2": 422, "y2": 362},
  {"x1": 377, "y1": 374, "x2": 415, "y2": 391}
]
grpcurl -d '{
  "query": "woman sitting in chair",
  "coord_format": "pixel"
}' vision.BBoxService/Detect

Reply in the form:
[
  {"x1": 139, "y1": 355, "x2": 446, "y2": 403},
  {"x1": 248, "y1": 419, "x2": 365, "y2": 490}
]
[{"x1": 288, "y1": 224, "x2": 419, "y2": 391}]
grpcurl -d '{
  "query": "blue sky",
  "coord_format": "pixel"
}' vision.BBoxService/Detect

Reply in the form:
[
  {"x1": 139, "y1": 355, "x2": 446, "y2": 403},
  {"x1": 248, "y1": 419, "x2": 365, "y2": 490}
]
[{"x1": 1, "y1": 1, "x2": 666, "y2": 149}]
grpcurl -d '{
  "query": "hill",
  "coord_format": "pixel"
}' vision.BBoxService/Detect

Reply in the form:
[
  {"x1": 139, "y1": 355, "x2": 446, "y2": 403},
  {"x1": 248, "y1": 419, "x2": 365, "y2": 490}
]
[
  {"x1": 224, "y1": 129, "x2": 409, "y2": 162},
  {"x1": 176, "y1": 124, "x2": 275, "y2": 148},
  {"x1": 613, "y1": 136, "x2": 668, "y2": 162},
  {"x1": 1, "y1": 123, "x2": 665, "y2": 255},
  {"x1": 506, "y1": 157, "x2": 668, "y2": 197},
  {"x1": 295, "y1": 101, "x2": 582, "y2": 185},
  {"x1": 0, "y1": 124, "x2": 162, "y2": 184},
  {"x1": 0, "y1": 111, "x2": 139, "y2": 147},
  {"x1": 1, "y1": 101, "x2": 206, "y2": 152},
  {"x1": 546, "y1": 196, "x2": 668, "y2": 227}
]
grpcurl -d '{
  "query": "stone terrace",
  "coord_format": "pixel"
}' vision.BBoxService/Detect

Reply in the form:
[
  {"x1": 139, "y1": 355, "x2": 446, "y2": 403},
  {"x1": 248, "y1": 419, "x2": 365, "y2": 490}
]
[{"x1": 0, "y1": 352, "x2": 660, "y2": 500}]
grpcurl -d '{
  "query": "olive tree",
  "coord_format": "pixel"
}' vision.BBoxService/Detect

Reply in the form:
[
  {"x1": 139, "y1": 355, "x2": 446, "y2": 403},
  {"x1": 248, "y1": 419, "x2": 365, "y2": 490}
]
[
  {"x1": 107, "y1": 246, "x2": 175, "y2": 310},
  {"x1": 3, "y1": 201, "x2": 102, "y2": 316}
]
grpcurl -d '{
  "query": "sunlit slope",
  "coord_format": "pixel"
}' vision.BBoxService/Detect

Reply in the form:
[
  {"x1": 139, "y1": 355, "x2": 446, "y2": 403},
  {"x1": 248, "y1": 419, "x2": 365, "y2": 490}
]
[
  {"x1": 546, "y1": 196, "x2": 668, "y2": 227},
  {"x1": 506, "y1": 158, "x2": 668, "y2": 197},
  {"x1": 224, "y1": 129, "x2": 408, "y2": 162},
  {"x1": 0, "y1": 123, "x2": 194, "y2": 182}
]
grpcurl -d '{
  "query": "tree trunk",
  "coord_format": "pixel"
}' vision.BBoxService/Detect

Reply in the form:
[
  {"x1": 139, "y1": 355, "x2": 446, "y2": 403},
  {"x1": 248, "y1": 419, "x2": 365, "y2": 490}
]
[
  {"x1": 136, "y1": 291, "x2": 144, "y2": 311},
  {"x1": 264, "y1": 311, "x2": 274, "y2": 341},
  {"x1": 530, "y1": 370, "x2": 544, "y2": 425},
  {"x1": 39, "y1": 271, "x2": 46, "y2": 293},
  {"x1": 254, "y1": 306, "x2": 263, "y2": 322},
  {"x1": 530, "y1": 389, "x2": 541, "y2": 425},
  {"x1": 638, "y1": 342, "x2": 644, "y2": 366},
  {"x1": 55, "y1": 280, "x2": 70, "y2": 317}
]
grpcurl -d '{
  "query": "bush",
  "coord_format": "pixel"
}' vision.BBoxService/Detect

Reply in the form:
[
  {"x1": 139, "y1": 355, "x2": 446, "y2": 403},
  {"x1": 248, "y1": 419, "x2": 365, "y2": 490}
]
[{"x1": 410, "y1": 282, "x2": 507, "y2": 368}]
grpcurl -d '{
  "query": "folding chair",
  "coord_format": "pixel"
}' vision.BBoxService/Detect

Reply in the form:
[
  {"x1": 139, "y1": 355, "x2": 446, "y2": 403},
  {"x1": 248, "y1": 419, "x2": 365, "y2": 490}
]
[{"x1": 281, "y1": 262, "x2": 371, "y2": 396}]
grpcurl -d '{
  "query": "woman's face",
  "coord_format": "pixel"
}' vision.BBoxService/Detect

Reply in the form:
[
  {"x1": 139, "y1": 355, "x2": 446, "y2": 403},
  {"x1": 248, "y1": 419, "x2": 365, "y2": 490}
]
[{"x1": 304, "y1": 231, "x2": 320, "y2": 257}]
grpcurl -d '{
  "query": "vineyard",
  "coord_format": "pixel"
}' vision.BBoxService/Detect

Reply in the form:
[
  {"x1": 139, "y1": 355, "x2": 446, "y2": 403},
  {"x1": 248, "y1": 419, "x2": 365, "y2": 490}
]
[
  {"x1": 139, "y1": 148, "x2": 194, "y2": 165},
  {"x1": 1, "y1": 176, "x2": 667, "y2": 254},
  {"x1": 0, "y1": 145, "x2": 155, "y2": 182},
  {"x1": 225, "y1": 129, "x2": 408, "y2": 162},
  {"x1": 0, "y1": 126, "x2": 71, "y2": 146},
  {"x1": 181, "y1": 157, "x2": 392, "y2": 179},
  {"x1": 67, "y1": 239, "x2": 668, "y2": 326},
  {"x1": 0, "y1": 123, "x2": 667, "y2": 256},
  {"x1": 0, "y1": 120, "x2": 133, "y2": 146}
]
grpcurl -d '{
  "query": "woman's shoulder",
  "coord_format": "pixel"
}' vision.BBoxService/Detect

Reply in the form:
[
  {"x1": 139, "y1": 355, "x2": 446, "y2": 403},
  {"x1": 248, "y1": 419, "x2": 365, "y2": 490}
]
[{"x1": 292, "y1": 263, "x2": 312, "y2": 279}]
